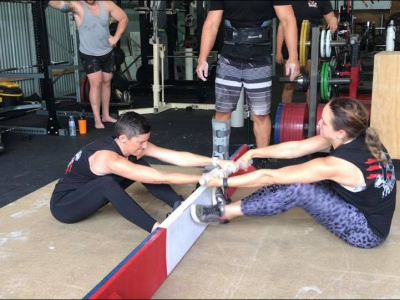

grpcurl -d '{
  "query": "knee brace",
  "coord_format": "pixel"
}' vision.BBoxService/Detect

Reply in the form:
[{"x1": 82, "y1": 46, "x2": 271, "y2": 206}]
[{"x1": 212, "y1": 118, "x2": 231, "y2": 160}]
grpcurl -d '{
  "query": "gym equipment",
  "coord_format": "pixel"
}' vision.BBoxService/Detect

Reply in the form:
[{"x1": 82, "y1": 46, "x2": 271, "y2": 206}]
[
  {"x1": 0, "y1": 60, "x2": 69, "y2": 74},
  {"x1": 274, "y1": 103, "x2": 308, "y2": 144},
  {"x1": 299, "y1": 20, "x2": 347, "y2": 66},
  {"x1": 113, "y1": 48, "x2": 126, "y2": 69},
  {"x1": 0, "y1": 82, "x2": 42, "y2": 119},
  {"x1": 275, "y1": 25, "x2": 364, "y2": 143}
]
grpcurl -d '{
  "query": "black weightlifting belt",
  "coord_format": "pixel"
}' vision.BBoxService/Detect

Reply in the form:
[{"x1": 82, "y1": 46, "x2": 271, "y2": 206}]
[{"x1": 223, "y1": 19, "x2": 272, "y2": 46}]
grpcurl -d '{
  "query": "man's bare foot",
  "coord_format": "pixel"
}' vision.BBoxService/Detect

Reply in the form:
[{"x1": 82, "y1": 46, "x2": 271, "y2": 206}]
[
  {"x1": 102, "y1": 116, "x2": 117, "y2": 123},
  {"x1": 95, "y1": 120, "x2": 105, "y2": 129}
]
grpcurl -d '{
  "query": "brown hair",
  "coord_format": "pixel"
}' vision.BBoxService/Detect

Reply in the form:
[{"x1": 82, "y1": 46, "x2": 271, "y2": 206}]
[{"x1": 329, "y1": 97, "x2": 387, "y2": 165}]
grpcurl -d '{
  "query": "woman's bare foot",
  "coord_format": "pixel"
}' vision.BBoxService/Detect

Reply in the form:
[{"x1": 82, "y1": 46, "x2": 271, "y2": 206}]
[
  {"x1": 94, "y1": 119, "x2": 105, "y2": 129},
  {"x1": 102, "y1": 116, "x2": 117, "y2": 123}
]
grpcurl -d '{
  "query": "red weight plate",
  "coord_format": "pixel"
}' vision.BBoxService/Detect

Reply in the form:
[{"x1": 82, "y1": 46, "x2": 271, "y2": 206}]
[{"x1": 315, "y1": 103, "x2": 325, "y2": 135}]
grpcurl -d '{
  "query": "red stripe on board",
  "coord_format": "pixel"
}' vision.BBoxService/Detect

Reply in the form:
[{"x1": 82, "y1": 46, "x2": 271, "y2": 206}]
[
  {"x1": 86, "y1": 228, "x2": 167, "y2": 300},
  {"x1": 226, "y1": 144, "x2": 256, "y2": 198}
]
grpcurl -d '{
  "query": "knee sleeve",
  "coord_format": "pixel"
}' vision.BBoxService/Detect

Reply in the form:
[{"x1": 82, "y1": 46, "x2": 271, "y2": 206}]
[{"x1": 212, "y1": 118, "x2": 231, "y2": 160}]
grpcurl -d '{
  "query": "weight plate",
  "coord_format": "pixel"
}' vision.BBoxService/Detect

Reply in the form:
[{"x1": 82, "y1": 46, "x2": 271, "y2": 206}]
[
  {"x1": 299, "y1": 20, "x2": 306, "y2": 67},
  {"x1": 280, "y1": 103, "x2": 308, "y2": 142},
  {"x1": 303, "y1": 20, "x2": 310, "y2": 66},
  {"x1": 325, "y1": 30, "x2": 332, "y2": 57},
  {"x1": 274, "y1": 103, "x2": 284, "y2": 144},
  {"x1": 320, "y1": 29, "x2": 326, "y2": 58}
]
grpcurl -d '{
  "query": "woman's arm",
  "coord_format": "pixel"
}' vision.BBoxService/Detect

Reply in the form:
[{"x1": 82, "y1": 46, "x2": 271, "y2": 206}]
[
  {"x1": 206, "y1": 155, "x2": 364, "y2": 188},
  {"x1": 89, "y1": 150, "x2": 202, "y2": 185},
  {"x1": 238, "y1": 135, "x2": 331, "y2": 167},
  {"x1": 142, "y1": 142, "x2": 234, "y2": 170}
]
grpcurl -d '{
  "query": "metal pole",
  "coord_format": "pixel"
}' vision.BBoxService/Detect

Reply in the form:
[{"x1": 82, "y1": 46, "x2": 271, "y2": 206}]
[
  {"x1": 32, "y1": 1, "x2": 60, "y2": 135},
  {"x1": 308, "y1": 26, "x2": 320, "y2": 138}
]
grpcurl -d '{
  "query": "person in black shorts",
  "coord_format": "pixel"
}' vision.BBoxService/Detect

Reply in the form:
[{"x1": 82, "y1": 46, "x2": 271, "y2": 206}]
[
  {"x1": 196, "y1": 1, "x2": 300, "y2": 169},
  {"x1": 276, "y1": 0, "x2": 338, "y2": 104},
  {"x1": 49, "y1": 1, "x2": 128, "y2": 129},
  {"x1": 191, "y1": 98, "x2": 396, "y2": 249},
  {"x1": 50, "y1": 111, "x2": 235, "y2": 233}
]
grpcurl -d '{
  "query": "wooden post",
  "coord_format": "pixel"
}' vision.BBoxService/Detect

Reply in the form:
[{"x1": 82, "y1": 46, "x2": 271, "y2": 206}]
[{"x1": 370, "y1": 52, "x2": 400, "y2": 159}]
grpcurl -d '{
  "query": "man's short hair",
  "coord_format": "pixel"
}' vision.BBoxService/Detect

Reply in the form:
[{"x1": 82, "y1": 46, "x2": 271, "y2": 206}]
[{"x1": 115, "y1": 112, "x2": 151, "y2": 138}]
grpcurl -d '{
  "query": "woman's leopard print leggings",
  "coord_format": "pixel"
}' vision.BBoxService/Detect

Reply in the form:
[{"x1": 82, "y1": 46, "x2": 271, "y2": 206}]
[{"x1": 241, "y1": 181, "x2": 385, "y2": 249}]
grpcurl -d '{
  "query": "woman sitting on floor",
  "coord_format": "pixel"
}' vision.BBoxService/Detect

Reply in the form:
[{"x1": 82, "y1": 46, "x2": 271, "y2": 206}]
[{"x1": 192, "y1": 97, "x2": 397, "y2": 249}]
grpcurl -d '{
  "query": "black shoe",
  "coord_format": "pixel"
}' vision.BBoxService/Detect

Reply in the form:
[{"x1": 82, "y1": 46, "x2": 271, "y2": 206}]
[
  {"x1": 190, "y1": 201, "x2": 229, "y2": 225},
  {"x1": 211, "y1": 187, "x2": 231, "y2": 205},
  {"x1": 166, "y1": 198, "x2": 183, "y2": 218}
]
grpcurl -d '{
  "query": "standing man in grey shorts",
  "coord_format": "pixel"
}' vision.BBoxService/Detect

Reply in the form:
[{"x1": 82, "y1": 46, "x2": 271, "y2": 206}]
[
  {"x1": 49, "y1": 1, "x2": 128, "y2": 129},
  {"x1": 196, "y1": 1, "x2": 300, "y2": 168}
]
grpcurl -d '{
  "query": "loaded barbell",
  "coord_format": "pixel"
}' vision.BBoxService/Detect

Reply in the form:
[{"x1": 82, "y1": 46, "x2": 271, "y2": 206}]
[
  {"x1": 280, "y1": 62, "x2": 351, "y2": 101},
  {"x1": 299, "y1": 20, "x2": 347, "y2": 67}
]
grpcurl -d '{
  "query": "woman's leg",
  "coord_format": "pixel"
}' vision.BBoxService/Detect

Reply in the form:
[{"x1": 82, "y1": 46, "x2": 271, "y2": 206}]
[
  {"x1": 50, "y1": 176, "x2": 157, "y2": 232},
  {"x1": 236, "y1": 182, "x2": 384, "y2": 248},
  {"x1": 134, "y1": 158, "x2": 184, "y2": 207}
]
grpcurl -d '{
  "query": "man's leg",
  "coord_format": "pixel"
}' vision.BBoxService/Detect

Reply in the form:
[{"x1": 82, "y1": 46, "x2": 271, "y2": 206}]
[
  {"x1": 213, "y1": 56, "x2": 243, "y2": 160},
  {"x1": 281, "y1": 82, "x2": 296, "y2": 104},
  {"x1": 251, "y1": 114, "x2": 271, "y2": 148},
  {"x1": 50, "y1": 176, "x2": 157, "y2": 233},
  {"x1": 243, "y1": 62, "x2": 272, "y2": 148},
  {"x1": 87, "y1": 71, "x2": 105, "y2": 129},
  {"x1": 100, "y1": 71, "x2": 117, "y2": 124},
  {"x1": 100, "y1": 50, "x2": 117, "y2": 124}
]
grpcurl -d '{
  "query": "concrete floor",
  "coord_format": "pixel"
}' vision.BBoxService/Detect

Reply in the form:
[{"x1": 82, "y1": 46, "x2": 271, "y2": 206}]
[{"x1": 0, "y1": 165, "x2": 399, "y2": 299}]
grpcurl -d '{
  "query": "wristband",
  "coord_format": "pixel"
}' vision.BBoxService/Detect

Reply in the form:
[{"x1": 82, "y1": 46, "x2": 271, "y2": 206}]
[
  {"x1": 212, "y1": 157, "x2": 219, "y2": 167},
  {"x1": 223, "y1": 177, "x2": 228, "y2": 189}
]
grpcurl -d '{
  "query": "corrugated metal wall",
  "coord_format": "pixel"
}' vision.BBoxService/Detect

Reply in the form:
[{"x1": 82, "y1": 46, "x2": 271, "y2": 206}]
[
  {"x1": 0, "y1": 2, "x2": 79, "y2": 99},
  {"x1": 46, "y1": 6, "x2": 79, "y2": 98}
]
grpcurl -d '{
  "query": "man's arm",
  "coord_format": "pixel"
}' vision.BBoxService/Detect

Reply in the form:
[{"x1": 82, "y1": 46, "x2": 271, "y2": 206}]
[
  {"x1": 103, "y1": 1, "x2": 129, "y2": 46},
  {"x1": 324, "y1": 12, "x2": 338, "y2": 33},
  {"x1": 196, "y1": 10, "x2": 223, "y2": 81},
  {"x1": 275, "y1": 22, "x2": 285, "y2": 65},
  {"x1": 274, "y1": 5, "x2": 300, "y2": 81},
  {"x1": 48, "y1": 1, "x2": 75, "y2": 13}
]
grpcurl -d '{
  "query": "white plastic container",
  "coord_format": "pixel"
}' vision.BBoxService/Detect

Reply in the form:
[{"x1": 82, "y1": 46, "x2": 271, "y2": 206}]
[
  {"x1": 386, "y1": 20, "x2": 396, "y2": 51},
  {"x1": 68, "y1": 115, "x2": 76, "y2": 136}
]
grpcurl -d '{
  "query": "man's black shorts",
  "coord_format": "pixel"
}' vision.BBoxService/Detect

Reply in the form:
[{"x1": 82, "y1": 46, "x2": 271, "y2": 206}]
[{"x1": 79, "y1": 50, "x2": 114, "y2": 74}]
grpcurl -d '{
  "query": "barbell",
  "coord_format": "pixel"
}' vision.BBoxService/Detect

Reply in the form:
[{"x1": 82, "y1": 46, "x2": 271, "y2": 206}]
[
  {"x1": 280, "y1": 62, "x2": 351, "y2": 101},
  {"x1": 299, "y1": 20, "x2": 347, "y2": 67}
]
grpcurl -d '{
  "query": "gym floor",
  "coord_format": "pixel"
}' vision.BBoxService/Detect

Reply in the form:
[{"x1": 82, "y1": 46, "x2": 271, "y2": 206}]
[{"x1": 1, "y1": 63, "x2": 400, "y2": 299}]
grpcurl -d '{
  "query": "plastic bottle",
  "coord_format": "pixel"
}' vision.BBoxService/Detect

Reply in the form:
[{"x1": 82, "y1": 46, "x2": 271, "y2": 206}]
[
  {"x1": 386, "y1": 20, "x2": 396, "y2": 52},
  {"x1": 68, "y1": 115, "x2": 76, "y2": 136}
]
